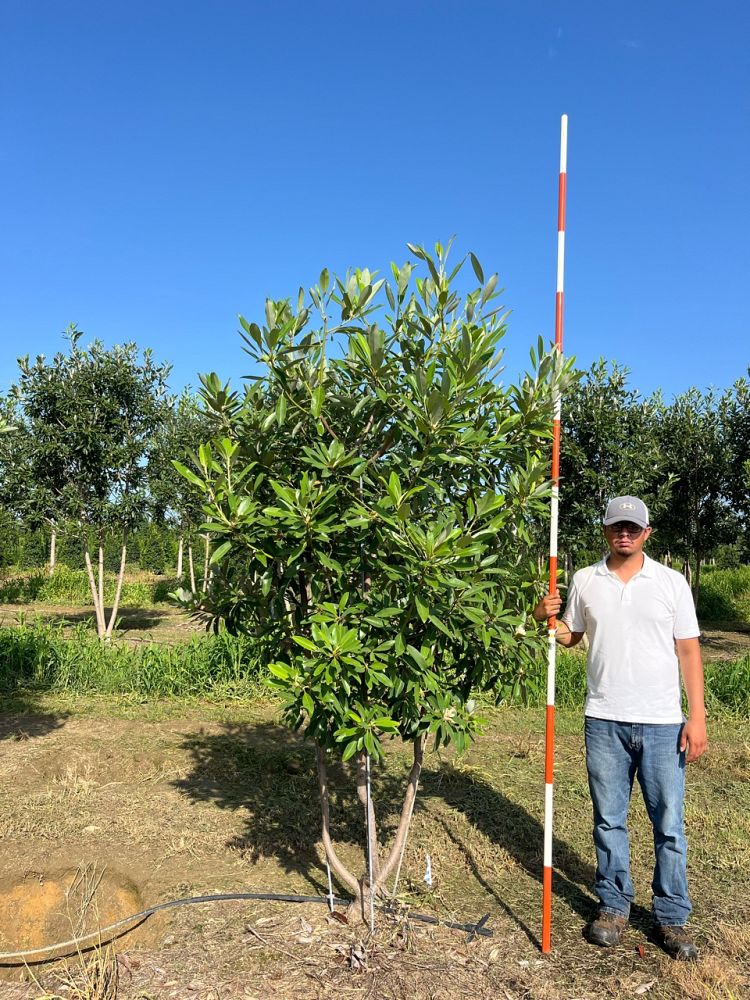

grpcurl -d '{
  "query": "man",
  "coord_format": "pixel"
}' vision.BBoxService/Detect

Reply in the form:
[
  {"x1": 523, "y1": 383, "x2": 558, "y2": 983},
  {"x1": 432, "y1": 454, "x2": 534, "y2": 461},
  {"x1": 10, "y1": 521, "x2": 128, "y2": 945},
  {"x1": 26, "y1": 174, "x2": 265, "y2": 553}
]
[{"x1": 534, "y1": 496, "x2": 707, "y2": 960}]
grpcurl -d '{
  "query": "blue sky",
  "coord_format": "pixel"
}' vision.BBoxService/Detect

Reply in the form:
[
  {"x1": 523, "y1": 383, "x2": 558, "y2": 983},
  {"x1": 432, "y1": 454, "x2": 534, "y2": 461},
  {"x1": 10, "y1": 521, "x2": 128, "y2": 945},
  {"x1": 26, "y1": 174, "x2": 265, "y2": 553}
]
[{"x1": 1, "y1": 1, "x2": 748, "y2": 402}]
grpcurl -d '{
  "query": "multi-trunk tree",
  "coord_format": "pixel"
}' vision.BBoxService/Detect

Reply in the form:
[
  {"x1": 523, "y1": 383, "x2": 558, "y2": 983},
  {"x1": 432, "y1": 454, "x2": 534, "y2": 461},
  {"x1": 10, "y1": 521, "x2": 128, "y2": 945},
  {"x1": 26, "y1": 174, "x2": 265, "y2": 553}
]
[
  {"x1": 175, "y1": 243, "x2": 572, "y2": 920},
  {"x1": 13, "y1": 328, "x2": 172, "y2": 637}
]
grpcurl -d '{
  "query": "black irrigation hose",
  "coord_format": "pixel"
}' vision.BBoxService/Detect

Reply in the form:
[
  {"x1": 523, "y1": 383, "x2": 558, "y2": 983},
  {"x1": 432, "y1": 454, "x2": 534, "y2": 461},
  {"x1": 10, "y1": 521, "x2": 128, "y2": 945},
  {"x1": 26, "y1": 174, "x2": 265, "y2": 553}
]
[{"x1": 0, "y1": 890, "x2": 493, "y2": 964}]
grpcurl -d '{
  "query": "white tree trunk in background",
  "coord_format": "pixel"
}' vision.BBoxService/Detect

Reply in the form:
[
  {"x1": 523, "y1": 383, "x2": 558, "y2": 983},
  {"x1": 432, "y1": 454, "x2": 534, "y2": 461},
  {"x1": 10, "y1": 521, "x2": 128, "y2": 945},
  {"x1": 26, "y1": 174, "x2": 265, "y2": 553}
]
[
  {"x1": 48, "y1": 529, "x2": 57, "y2": 577},
  {"x1": 105, "y1": 545, "x2": 127, "y2": 639}
]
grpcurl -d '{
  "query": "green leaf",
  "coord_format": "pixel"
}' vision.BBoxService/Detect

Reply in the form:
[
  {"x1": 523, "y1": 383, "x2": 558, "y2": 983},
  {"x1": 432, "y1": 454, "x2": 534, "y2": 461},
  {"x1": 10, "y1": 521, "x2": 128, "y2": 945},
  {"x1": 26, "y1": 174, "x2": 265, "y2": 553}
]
[
  {"x1": 415, "y1": 594, "x2": 429, "y2": 623},
  {"x1": 481, "y1": 274, "x2": 498, "y2": 306},
  {"x1": 469, "y1": 253, "x2": 484, "y2": 285},
  {"x1": 276, "y1": 394, "x2": 287, "y2": 426},
  {"x1": 171, "y1": 461, "x2": 206, "y2": 490},
  {"x1": 292, "y1": 636, "x2": 318, "y2": 652},
  {"x1": 311, "y1": 384, "x2": 325, "y2": 419},
  {"x1": 209, "y1": 541, "x2": 232, "y2": 565}
]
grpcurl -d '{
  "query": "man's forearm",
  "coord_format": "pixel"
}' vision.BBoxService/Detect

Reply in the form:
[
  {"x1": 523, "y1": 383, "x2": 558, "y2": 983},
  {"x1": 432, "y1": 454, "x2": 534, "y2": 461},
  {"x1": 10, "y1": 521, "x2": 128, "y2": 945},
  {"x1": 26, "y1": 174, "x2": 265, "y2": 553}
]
[{"x1": 677, "y1": 638, "x2": 706, "y2": 719}]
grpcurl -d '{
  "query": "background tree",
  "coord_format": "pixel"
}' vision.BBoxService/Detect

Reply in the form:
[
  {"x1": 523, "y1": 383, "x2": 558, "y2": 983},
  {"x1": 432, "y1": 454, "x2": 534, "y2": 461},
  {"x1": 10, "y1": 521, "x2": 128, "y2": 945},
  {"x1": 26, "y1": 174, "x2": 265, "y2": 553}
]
[
  {"x1": 718, "y1": 372, "x2": 750, "y2": 562},
  {"x1": 14, "y1": 328, "x2": 172, "y2": 637},
  {"x1": 147, "y1": 389, "x2": 214, "y2": 584},
  {"x1": 559, "y1": 360, "x2": 672, "y2": 567},
  {"x1": 657, "y1": 386, "x2": 736, "y2": 596},
  {"x1": 175, "y1": 243, "x2": 573, "y2": 920}
]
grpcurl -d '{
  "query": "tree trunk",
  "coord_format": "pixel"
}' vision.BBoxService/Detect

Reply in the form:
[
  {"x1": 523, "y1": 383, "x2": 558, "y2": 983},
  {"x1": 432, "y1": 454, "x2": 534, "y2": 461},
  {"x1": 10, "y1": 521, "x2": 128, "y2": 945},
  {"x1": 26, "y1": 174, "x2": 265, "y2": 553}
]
[
  {"x1": 48, "y1": 529, "x2": 57, "y2": 577},
  {"x1": 375, "y1": 735, "x2": 425, "y2": 887},
  {"x1": 202, "y1": 534, "x2": 210, "y2": 592},
  {"x1": 315, "y1": 736, "x2": 427, "y2": 926},
  {"x1": 315, "y1": 747, "x2": 360, "y2": 899},
  {"x1": 692, "y1": 555, "x2": 702, "y2": 608},
  {"x1": 105, "y1": 544, "x2": 127, "y2": 639},
  {"x1": 356, "y1": 752, "x2": 380, "y2": 881},
  {"x1": 177, "y1": 537, "x2": 184, "y2": 579},
  {"x1": 188, "y1": 545, "x2": 196, "y2": 592},
  {"x1": 83, "y1": 543, "x2": 106, "y2": 638}
]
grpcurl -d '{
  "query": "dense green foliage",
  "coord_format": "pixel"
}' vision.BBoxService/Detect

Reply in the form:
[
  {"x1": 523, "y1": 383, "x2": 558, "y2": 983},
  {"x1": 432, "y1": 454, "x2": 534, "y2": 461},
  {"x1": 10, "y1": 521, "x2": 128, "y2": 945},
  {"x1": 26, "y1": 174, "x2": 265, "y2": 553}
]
[
  {"x1": 175, "y1": 244, "x2": 573, "y2": 762},
  {"x1": 697, "y1": 564, "x2": 750, "y2": 622},
  {"x1": 561, "y1": 360, "x2": 750, "y2": 575}
]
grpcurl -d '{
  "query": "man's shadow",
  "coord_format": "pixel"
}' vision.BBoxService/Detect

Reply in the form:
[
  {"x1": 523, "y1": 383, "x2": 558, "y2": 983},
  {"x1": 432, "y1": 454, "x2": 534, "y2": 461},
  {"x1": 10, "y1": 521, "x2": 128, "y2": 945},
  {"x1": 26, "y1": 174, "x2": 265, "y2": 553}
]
[{"x1": 426, "y1": 760, "x2": 652, "y2": 946}]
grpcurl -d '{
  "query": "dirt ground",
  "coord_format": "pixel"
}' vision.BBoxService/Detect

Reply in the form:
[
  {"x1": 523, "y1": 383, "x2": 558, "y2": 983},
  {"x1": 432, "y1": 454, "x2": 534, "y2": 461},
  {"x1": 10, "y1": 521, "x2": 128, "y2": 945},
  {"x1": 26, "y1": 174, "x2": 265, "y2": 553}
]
[
  {"x1": 0, "y1": 696, "x2": 747, "y2": 1000},
  {"x1": 0, "y1": 604, "x2": 203, "y2": 645}
]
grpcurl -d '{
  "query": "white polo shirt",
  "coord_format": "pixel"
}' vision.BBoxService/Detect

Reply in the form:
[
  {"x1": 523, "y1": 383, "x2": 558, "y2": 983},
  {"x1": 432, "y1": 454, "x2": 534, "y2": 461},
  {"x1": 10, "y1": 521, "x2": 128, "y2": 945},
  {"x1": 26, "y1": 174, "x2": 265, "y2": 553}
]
[{"x1": 562, "y1": 554, "x2": 700, "y2": 724}]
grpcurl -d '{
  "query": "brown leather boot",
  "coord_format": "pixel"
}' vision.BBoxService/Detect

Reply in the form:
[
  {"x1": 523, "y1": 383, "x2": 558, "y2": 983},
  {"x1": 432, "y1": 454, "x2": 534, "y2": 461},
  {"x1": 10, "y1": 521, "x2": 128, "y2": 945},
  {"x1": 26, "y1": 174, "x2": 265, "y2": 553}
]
[
  {"x1": 651, "y1": 924, "x2": 698, "y2": 961},
  {"x1": 587, "y1": 910, "x2": 628, "y2": 947}
]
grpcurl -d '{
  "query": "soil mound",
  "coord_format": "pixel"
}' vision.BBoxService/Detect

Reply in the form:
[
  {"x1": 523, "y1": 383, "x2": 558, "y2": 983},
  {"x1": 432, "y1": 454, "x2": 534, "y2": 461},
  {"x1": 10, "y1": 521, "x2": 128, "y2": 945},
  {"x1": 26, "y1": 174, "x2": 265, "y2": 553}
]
[{"x1": 0, "y1": 865, "x2": 160, "y2": 964}]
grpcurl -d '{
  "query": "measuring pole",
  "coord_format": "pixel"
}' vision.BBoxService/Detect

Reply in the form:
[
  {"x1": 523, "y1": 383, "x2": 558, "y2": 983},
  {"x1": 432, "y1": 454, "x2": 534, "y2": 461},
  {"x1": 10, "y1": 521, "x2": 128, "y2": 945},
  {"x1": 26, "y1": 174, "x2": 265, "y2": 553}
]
[{"x1": 542, "y1": 113, "x2": 568, "y2": 954}]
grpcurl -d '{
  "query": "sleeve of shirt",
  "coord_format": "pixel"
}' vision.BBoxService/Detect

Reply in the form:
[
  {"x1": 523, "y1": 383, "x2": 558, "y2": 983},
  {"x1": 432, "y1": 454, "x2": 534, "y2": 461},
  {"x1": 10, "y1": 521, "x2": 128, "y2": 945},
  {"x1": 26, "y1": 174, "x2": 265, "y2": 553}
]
[
  {"x1": 673, "y1": 575, "x2": 701, "y2": 639},
  {"x1": 561, "y1": 571, "x2": 587, "y2": 633}
]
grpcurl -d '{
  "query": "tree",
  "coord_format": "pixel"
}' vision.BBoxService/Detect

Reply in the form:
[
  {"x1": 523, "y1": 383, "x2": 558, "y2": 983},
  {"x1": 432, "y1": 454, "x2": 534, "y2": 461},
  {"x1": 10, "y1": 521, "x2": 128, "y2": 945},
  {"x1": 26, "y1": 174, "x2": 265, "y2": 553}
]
[
  {"x1": 718, "y1": 372, "x2": 750, "y2": 561},
  {"x1": 175, "y1": 242, "x2": 573, "y2": 920},
  {"x1": 14, "y1": 328, "x2": 172, "y2": 637},
  {"x1": 147, "y1": 389, "x2": 215, "y2": 584},
  {"x1": 559, "y1": 360, "x2": 672, "y2": 566},
  {"x1": 657, "y1": 386, "x2": 736, "y2": 595}
]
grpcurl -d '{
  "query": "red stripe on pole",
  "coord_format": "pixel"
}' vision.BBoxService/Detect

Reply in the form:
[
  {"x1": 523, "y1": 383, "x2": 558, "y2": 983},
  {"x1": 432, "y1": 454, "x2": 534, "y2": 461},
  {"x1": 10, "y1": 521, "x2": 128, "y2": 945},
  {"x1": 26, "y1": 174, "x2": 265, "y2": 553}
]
[
  {"x1": 555, "y1": 292, "x2": 564, "y2": 349},
  {"x1": 551, "y1": 421, "x2": 561, "y2": 483},
  {"x1": 557, "y1": 174, "x2": 567, "y2": 231},
  {"x1": 542, "y1": 867, "x2": 553, "y2": 952}
]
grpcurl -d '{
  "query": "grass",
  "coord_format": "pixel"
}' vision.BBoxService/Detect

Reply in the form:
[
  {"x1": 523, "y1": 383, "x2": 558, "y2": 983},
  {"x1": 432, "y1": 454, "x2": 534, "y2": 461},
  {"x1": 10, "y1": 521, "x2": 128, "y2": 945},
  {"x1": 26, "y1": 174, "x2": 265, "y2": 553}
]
[
  {"x1": 0, "y1": 622, "x2": 748, "y2": 718},
  {"x1": 0, "y1": 621, "x2": 748, "y2": 718},
  {"x1": 0, "y1": 618, "x2": 263, "y2": 698},
  {"x1": 698, "y1": 565, "x2": 750, "y2": 624},
  {"x1": 0, "y1": 565, "x2": 175, "y2": 606}
]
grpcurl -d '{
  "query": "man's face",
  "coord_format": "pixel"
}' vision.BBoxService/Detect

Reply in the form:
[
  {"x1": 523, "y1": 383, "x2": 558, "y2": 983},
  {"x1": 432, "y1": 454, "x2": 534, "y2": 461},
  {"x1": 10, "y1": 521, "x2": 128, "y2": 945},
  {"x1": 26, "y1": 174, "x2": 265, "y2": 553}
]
[{"x1": 603, "y1": 520, "x2": 652, "y2": 557}]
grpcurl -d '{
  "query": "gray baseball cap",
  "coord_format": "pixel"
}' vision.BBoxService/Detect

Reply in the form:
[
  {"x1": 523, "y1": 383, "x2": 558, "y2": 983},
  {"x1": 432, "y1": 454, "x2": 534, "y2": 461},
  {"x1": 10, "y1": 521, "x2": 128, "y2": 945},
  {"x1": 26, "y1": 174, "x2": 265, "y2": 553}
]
[{"x1": 603, "y1": 496, "x2": 650, "y2": 528}]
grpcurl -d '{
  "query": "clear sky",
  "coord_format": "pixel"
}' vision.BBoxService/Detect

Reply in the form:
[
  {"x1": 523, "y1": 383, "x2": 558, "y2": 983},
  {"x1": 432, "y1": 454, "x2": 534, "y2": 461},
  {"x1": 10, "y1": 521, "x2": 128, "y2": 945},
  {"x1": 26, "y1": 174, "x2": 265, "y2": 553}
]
[{"x1": 1, "y1": 1, "x2": 748, "y2": 402}]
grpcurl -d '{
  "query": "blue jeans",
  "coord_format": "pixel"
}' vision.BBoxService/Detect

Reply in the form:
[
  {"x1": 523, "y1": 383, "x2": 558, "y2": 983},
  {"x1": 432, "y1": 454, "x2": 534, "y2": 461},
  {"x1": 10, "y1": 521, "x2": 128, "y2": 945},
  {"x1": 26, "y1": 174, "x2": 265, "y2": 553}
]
[{"x1": 584, "y1": 717, "x2": 691, "y2": 927}]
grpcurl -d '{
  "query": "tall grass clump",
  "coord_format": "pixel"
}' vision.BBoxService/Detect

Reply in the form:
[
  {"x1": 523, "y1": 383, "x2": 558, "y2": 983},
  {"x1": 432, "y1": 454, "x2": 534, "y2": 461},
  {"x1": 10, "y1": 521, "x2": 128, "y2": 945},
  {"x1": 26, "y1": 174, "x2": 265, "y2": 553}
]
[
  {"x1": 0, "y1": 566, "x2": 177, "y2": 607},
  {"x1": 698, "y1": 565, "x2": 750, "y2": 623},
  {"x1": 0, "y1": 620, "x2": 263, "y2": 698},
  {"x1": 703, "y1": 654, "x2": 750, "y2": 717}
]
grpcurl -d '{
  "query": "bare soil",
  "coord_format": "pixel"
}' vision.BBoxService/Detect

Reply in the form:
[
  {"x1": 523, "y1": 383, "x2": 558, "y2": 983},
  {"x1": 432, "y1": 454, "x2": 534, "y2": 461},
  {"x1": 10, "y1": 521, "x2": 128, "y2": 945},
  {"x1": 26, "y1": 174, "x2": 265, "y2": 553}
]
[
  {"x1": 0, "y1": 603, "x2": 203, "y2": 644},
  {"x1": 0, "y1": 697, "x2": 747, "y2": 1000}
]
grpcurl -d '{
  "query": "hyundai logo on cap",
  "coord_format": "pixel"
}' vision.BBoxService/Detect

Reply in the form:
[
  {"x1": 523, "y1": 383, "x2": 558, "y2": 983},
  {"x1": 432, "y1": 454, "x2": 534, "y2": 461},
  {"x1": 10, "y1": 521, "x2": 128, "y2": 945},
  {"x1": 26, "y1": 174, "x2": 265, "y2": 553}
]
[{"x1": 603, "y1": 496, "x2": 650, "y2": 528}]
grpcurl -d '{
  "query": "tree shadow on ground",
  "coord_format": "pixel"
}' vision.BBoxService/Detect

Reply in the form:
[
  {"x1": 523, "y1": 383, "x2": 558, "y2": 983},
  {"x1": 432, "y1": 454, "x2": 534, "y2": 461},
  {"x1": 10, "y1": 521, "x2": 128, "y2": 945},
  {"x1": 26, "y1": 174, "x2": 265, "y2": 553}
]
[
  {"x1": 174, "y1": 722, "x2": 656, "y2": 947},
  {"x1": 173, "y1": 722, "x2": 433, "y2": 896},
  {"x1": 0, "y1": 694, "x2": 69, "y2": 741},
  {"x1": 426, "y1": 761, "x2": 653, "y2": 945}
]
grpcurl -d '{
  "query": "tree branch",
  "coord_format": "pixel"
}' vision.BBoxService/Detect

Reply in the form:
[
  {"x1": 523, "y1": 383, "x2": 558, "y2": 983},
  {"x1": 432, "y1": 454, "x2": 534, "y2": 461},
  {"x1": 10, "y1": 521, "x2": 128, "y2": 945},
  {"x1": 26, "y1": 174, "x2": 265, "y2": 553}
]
[
  {"x1": 377, "y1": 734, "x2": 425, "y2": 887},
  {"x1": 315, "y1": 747, "x2": 359, "y2": 896}
]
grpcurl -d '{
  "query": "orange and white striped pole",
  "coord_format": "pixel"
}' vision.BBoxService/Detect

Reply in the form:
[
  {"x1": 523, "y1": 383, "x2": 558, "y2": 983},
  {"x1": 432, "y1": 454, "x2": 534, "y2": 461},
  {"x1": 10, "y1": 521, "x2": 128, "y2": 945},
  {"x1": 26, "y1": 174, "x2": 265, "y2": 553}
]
[{"x1": 542, "y1": 113, "x2": 568, "y2": 954}]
